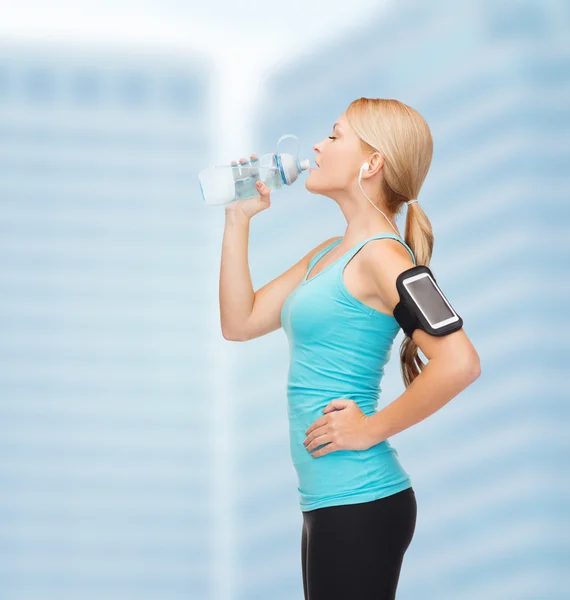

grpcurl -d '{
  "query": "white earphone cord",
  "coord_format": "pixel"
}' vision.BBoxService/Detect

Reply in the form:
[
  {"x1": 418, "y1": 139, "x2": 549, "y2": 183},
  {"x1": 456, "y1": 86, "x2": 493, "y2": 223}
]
[{"x1": 358, "y1": 163, "x2": 417, "y2": 237}]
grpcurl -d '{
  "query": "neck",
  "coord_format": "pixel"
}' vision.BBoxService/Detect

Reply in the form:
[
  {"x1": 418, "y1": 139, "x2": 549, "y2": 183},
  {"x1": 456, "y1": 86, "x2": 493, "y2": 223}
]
[{"x1": 334, "y1": 183, "x2": 401, "y2": 243}]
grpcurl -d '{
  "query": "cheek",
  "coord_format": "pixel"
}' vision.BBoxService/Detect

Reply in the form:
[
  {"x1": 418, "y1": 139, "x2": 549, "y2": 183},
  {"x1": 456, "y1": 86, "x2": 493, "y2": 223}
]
[
  {"x1": 326, "y1": 158, "x2": 351, "y2": 185},
  {"x1": 328, "y1": 152, "x2": 354, "y2": 180}
]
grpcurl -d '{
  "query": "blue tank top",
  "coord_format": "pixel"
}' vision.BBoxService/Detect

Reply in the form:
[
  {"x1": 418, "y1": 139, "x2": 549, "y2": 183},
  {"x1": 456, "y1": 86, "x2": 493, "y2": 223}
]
[{"x1": 281, "y1": 233, "x2": 417, "y2": 511}]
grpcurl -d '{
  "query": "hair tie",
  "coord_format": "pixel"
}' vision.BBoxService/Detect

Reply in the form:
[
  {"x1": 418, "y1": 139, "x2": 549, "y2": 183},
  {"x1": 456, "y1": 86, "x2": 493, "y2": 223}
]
[{"x1": 407, "y1": 199, "x2": 418, "y2": 206}]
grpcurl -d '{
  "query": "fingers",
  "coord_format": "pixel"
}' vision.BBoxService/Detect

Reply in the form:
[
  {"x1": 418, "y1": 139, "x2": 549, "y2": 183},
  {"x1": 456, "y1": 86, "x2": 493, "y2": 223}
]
[
  {"x1": 306, "y1": 436, "x2": 334, "y2": 454},
  {"x1": 255, "y1": 180, "x2": 269, "y2": 194},
  {"x1": 231, "y1": 154, "x2": 267, "y2": 199}
]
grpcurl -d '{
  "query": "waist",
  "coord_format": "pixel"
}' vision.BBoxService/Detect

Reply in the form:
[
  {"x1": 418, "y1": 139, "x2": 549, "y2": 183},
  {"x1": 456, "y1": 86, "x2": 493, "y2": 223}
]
[
  {"x1": 290, "y1": 438, "x2": 411, "y2": 511},
  {"x1": 287, "y1": 350, "x2": 386, "y2": 395},
  {"x1": 287, "y1": 390, "x2": 381, "y2": 426}
]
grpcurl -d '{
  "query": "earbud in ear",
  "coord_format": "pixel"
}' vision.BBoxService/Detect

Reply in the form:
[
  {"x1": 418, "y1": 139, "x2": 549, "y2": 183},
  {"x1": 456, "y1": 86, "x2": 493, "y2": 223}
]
[{"x1": 358, "y1": 162, "x2": 370, "y2": 182}]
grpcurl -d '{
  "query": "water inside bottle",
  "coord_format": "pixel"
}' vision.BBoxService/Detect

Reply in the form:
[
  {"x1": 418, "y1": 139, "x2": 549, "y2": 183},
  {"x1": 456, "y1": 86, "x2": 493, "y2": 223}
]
[{"x1": 232, "y1": 154, "x2": 284, "y2": 199}]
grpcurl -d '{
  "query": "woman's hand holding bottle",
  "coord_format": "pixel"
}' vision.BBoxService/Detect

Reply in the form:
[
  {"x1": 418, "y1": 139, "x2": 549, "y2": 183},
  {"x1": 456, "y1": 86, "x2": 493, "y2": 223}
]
[{"x1": 225, "y1": 154, "x2": 271, "y2": 220}]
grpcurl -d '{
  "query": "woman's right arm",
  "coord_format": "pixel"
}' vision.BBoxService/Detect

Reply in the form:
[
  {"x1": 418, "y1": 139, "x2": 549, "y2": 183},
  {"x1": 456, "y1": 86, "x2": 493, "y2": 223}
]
[{"x1": 220, "y1": 204, "x2": 340, "y2": 342}]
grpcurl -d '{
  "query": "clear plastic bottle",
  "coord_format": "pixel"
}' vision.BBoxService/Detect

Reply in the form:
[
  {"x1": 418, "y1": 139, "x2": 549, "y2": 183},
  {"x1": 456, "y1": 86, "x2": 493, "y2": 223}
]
[{"x1": 199, "y1": 134, "x2": 311, "y2": 206}]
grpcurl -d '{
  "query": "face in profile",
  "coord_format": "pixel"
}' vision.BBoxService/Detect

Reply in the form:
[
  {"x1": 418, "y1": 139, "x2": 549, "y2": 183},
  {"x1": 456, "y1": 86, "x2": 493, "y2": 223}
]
[{"x1": 305, "y1": 112, "x2": 368, "y2": 199}]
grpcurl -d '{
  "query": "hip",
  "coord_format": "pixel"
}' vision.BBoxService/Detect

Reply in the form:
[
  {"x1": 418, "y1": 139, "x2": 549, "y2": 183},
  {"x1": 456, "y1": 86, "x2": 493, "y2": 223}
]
[
  {"x1": 302, "y1": 486, "x2": 417, "y2": 520},
  {"x1": 292, "y1": 442, "x2": 412, "y2": 511}
]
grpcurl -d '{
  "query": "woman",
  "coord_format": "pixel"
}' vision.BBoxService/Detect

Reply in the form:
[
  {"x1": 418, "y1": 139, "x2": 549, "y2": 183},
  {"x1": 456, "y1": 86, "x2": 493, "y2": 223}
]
[{"x1": 220, "y1": 97, "x2": 481, "y2": 600}]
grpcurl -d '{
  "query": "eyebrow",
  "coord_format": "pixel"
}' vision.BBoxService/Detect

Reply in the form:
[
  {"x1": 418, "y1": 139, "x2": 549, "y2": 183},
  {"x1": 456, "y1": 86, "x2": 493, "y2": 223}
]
[{"x1": 333, "y1": 123, "x2": 342, "y2": 131}]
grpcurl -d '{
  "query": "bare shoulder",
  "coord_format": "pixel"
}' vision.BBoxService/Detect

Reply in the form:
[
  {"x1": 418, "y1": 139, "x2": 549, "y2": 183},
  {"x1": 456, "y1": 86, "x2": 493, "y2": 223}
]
[
  {"x1": 305, "y1": 235, "x2": 343, "y2": 265},
  {"x1": 315, "y1": 235, "x2": 343, "y2": 252},
  {"x1": 361, "y1": 238, "x2": 480, "y2": 368},
  {"x1": 360, "y1": 237, "x2": 415, "y2": 314}
]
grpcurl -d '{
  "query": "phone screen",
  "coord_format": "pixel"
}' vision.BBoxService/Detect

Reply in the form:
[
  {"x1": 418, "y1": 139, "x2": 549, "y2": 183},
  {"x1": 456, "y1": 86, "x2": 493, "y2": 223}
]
[{"x1": 404, "y1": 274, "x2": 456, "y2": 326}]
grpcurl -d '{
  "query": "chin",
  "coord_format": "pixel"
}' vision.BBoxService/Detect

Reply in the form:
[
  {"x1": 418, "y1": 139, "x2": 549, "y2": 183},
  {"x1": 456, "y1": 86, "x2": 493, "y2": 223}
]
[
  {"x1": 305, "y1": 174, "x2": 320, "y2": 194},
  {"x1": 305, "y1": 181, "x2": 329, "y2": 197}
]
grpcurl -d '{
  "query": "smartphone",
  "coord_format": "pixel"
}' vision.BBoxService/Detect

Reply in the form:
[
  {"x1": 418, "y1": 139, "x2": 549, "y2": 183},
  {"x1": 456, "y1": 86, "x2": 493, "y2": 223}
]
[{"x1": 402, "y1": 271, "x2": 460, "y2": 330}]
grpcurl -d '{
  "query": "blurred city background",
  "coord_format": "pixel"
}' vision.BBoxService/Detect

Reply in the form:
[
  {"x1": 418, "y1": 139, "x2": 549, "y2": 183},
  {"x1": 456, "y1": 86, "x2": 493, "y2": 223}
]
[{"x1": 0, "y1": 0, "x2": 568, "y2": 599}]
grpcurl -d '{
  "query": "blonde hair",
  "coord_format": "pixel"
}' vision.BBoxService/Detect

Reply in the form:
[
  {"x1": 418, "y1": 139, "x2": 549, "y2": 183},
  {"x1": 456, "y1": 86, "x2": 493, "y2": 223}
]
[{"x1": 346, "y1": 97, "x2": 434, "y2": 388}]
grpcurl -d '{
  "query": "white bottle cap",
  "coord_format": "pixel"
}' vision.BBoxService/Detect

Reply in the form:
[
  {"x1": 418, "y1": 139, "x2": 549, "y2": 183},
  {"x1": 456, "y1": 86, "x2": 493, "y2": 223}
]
[{"x1": 280, "y1": 154, "x2": 311, "y2": 185}]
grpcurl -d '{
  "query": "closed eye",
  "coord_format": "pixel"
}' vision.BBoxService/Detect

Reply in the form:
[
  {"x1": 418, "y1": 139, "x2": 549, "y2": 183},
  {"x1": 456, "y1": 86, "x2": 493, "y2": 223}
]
[{"x1": 328, "y1": 136, "x2": 336, "y2": 140}]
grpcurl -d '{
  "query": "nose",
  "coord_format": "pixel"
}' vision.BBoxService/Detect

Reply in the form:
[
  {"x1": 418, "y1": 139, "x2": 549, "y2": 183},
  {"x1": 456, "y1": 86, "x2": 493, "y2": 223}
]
[{"x1": 313, "y1": 142, "x2": 322, "y2": 161}]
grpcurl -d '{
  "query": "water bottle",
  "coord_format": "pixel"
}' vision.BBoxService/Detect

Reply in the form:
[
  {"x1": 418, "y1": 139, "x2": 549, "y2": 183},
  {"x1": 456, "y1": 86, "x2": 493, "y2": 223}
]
[{"x1": 198, "y1": 134, "x2": 311, "y2": 206}]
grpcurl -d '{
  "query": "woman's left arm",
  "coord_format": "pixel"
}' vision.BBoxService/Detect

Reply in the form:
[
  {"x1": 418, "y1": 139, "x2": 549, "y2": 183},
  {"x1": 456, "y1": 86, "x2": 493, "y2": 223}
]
[
  {"x1": 367, "y1": 328, "x2": 481, "y2": 445},
  {"x1": 363, "y1": 242, "x2": 481, "y2": 446}
]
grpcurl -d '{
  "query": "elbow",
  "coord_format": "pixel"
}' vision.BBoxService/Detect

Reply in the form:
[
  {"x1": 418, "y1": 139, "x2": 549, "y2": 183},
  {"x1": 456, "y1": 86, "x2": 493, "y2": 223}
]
[
  {"x1": 222, "y1": 328, "x2": 247, "y2": 342},
  {"x1": 466, "y1": 362, "x2": 481, "y2": 383},
  {"x1": 460, "y1": 353, "x2": 481, "y2": 382},
  {"x1": 436, "y1": 350, "x2": 481, "y2": 383},
  {"x1": 472, "y1": 357, "x2": 482, "y2": 380}
]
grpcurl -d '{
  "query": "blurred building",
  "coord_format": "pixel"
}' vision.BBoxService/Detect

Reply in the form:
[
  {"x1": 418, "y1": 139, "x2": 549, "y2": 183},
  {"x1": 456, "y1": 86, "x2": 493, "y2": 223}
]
[{"x1": 0, "y1": 44, "x2": 219, "y2": 599}]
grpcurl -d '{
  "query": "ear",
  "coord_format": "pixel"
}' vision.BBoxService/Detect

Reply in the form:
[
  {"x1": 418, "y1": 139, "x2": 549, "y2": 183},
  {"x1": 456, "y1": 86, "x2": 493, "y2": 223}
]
[{"x1": 366, "y1": 153, "x2": 384, "y2": 176}]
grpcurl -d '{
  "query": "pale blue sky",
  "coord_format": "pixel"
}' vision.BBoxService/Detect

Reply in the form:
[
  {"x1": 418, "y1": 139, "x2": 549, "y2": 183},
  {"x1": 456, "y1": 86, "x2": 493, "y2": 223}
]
[{"x1": 0, "y1": 0, "x2": 390, "y2": 65}]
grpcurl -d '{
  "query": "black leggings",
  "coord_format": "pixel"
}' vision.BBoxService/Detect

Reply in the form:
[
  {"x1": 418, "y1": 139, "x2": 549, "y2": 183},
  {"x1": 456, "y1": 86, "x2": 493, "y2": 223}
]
[{"x1": 301, "y1": 487, "x2": 417, "y2": 600}]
